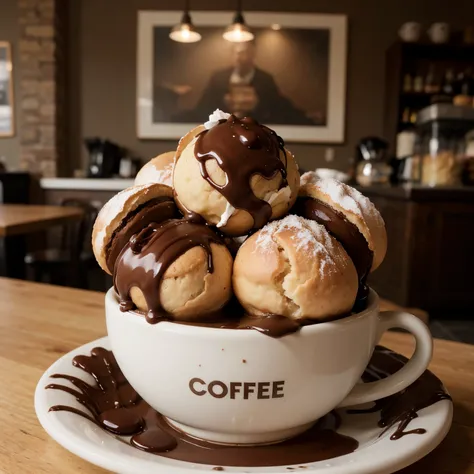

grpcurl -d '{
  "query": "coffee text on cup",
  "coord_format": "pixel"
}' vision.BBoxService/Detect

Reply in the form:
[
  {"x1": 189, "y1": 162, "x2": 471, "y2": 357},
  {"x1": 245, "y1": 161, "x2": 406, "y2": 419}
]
[{"x1": 189, "y1": 378, "x2": 285, "y2": 399}]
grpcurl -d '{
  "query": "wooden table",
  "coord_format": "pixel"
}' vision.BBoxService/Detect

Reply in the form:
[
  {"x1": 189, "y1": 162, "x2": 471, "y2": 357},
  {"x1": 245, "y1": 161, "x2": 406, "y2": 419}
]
[
  {"x1": 0, "y1": 205, "x2": 83, "y2": 237},
  {"x1": 0, "y1": 278, "x2": 472, "y2": 473},
  {"x1": 0, "y1": 204, "x2": 83, "y2": 279}
]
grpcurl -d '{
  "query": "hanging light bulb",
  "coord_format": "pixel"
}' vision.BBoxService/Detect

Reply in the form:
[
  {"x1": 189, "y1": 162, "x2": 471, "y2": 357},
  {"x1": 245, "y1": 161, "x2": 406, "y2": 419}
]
[
  {"x1": 223, "y1": 0, "x2": 254, "y2": 43},
  {"x1": 169, "y1": 0, "x2": 201, "y2": 43}
]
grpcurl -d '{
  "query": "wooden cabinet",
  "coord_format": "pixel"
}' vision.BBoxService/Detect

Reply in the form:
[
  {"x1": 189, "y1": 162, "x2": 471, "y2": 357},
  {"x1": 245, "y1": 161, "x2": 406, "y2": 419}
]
[{"x1": 364, "y1": 186, "x2": 474, "y2": 316}]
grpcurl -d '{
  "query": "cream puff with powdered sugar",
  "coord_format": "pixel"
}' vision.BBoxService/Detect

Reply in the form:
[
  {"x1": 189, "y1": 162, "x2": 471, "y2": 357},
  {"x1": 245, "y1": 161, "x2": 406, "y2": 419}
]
[
  {"x1": 232, "y1": 215, "x2": 358, "y2": 320},
  {"x1": 296, "y1": 174, "x2": 387, "y2": 276}
]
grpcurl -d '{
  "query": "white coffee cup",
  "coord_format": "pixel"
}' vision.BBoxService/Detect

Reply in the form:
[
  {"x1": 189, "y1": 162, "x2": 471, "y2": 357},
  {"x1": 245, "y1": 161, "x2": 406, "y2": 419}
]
[
  {"x1": 428, "y1": 23, "x2": 450, "y2": 43},
  {"x1": 106, "y1": 288, "x2": 432, "y2": 445},
  {"x1": 399, "y1": 22, "x2": 422, "y2": 42}
]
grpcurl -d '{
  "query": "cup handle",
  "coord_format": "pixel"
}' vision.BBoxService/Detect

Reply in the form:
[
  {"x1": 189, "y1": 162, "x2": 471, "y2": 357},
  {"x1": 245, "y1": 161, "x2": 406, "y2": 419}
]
[{"x1": 338, "y1": 311, "x2": 433, "y2": 408}]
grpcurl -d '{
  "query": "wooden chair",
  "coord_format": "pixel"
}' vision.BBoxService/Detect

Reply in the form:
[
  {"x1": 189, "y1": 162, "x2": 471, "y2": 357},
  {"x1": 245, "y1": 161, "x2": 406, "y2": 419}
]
[{"x1": 25, "y1": 199, "x2": 98, "y2": 288}]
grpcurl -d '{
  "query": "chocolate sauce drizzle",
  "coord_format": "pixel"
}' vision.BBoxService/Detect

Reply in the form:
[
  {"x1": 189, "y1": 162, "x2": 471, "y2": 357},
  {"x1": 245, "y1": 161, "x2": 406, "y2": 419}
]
[
  {"x1": 179, "y1": 306, "x2": 347, "y2": 339},
  {"x1": 46, "y1": 346, "x2": 450, "y2": 467},
  {"x1": 194, "y1": 115, "x2": 287, "y2": 230},
  {"x1": 114, "y1": 219, "x2": 225, "y2": 323},
  {"x1": 47, "y1": 348, "x2": 177, "y2": 452},
  {"x1": 106, "y1": 197, "x2": 178, "y2": 272},
  {"x1": 347, "y1": 346, "x2": 451, "y2": 440},
  {"x1": 294, "y1": 196, "x2": 374, "y2": 311}
]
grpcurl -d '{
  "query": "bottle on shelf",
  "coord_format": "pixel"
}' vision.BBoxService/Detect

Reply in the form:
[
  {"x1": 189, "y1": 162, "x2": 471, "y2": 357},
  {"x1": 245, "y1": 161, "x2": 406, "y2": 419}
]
[
  {"x1": 409, "y1": 109, "x2": 418, "y2": 124},
  {"x1": 442, "y1": 69, "x2": 455, "y2": 96},
  {"x1": 403, "y1": 73, "x2": 413, "y2": 93},
  {"x1": 454, "y1": 69, "x2": 473, "y2": 106},
  {"x1": 402, "y1": 107, "x2": 411, "y2": 123},
  {"x1": 432, "y1": 68, "x2": 455, "y2": 104},
  {"x1": 413, "y1": 71, "x2": 424, "y2": 93},
  {"x1": 424, "y1": 64, "x2": 440, "y2": 94}
]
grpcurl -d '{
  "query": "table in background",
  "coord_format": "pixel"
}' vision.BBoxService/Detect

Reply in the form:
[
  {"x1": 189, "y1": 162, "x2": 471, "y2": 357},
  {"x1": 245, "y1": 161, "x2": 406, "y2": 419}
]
[
  {"x1": 0, "y1": 279, "x2": 471, "y2": 474},
  {"x1": 0, "y1": 205, "x2": 83, "y2": 279}
]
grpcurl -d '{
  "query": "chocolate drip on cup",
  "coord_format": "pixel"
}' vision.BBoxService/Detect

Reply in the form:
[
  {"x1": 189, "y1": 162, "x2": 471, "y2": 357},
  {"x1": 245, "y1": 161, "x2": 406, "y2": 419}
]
[
  {"x1": 46, "y1": 347, "x2": 177, "y2": 453},
  {"x1": 194, "y1": 115, "x2": 288, "y2": 230},
  {"x1": 46, "y1": 347, "x2": 357, "y2": 463},
  {"x1": 114, "y1": 219, "x2": 225, "y2": 323},
  {"x1": 348, "y1": 346, "x2": 451, "y2": 440},
  {"x1": 46, "y1": 345, "x2": 450, "y2": 466}
]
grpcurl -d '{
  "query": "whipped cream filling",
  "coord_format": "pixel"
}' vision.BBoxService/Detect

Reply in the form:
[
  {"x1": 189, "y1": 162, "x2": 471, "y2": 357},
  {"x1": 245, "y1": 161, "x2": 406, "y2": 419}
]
[
  {"x1": 204, "y1": 109, "x2": 231, "y2": 130},
  {"x1": 216, "y1": 186, "x2": 291, "y2": 229},
  {"x1": 264, "y1": 185, "x2": 291, "y2": 206},
  {"x1": 216, "y1": 201, "x2": 236, "y2": 228}
]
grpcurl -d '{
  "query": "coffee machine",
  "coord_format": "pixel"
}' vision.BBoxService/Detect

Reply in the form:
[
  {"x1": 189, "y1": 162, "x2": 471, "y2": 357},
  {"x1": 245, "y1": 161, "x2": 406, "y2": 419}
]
[
  {"x1": 85, "y1": 138, "x2": 122, "y2": 178},
  {"x1": 355, "y1": 137, "x2": 392, "y2": 186}
]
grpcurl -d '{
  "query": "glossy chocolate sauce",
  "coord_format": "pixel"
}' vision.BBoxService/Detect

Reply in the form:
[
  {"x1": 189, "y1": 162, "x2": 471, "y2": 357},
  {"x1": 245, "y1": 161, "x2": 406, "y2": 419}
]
[
  {"x1": 47, "y1": 346, "x2": 450, "y2": 467},
  {"x1": 194, "y1": 115, "x2": 287, "y2": 230},
  {"x1": 46, "y1": 347, "x2": 356, "y2": 465},
  {"x1": 294, "y1": 197, "x2": 373, "y2": 280},
  {"x1": 114, "y1": 219, "x2": 225, "y2": 323},
  {"x1": 348, "y1": 346, "x2": 451, "y2": 440},
  {"x1": 106, "y1": 197, "x2": 178, "y2": 272},
  {"x1": 125, "y1": 292, "x2": 343, "y2": 338},
  {"x1": 175, "y1": 305, "x2": 345, "y2": 338},
  {"x1": 294, "y1": 196, "x2": 373, "y2": 311}
]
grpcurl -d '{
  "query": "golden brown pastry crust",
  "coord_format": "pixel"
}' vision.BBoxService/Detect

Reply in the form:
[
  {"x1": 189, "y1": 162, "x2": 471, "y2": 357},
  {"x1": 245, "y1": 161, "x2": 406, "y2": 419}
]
[
  {"x1": 233, "y1": 215, "x2": 358, "y2": 320},
  {"x1": 92, "y1": 183, "x2": 173, "y2": 274},
  {"x1": 174, "y1": 127, "x2": 300, "y2": 235},
  {"x1": 129, "y1": 242, "x2": 233, "y2": 320}
]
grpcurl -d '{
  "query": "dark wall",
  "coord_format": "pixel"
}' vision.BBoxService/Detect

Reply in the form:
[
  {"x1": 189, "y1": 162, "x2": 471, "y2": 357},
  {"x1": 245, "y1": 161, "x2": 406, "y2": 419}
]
[
  {"x1": 0, "y1": 0, "x2": 19, "y2": 169},
  {"x1": 70, "y1": 0, "x2": 473, "y2": 174}
]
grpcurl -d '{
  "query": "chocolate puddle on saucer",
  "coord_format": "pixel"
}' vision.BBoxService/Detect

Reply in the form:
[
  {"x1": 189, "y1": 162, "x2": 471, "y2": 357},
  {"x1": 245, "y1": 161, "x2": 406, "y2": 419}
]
[
  {"x1": 348, "y1": 347, "x2": 451, "y2": 440},
  {"x1": 46, "y1": 346, "x2": 450, "y2": 467}
]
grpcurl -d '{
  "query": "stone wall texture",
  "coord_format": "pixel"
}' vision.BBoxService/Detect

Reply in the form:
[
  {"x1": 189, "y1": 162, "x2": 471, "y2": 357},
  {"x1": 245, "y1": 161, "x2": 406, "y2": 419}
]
[{"x1": 18, "y1": 0, "x2": 66, "y2": 177}]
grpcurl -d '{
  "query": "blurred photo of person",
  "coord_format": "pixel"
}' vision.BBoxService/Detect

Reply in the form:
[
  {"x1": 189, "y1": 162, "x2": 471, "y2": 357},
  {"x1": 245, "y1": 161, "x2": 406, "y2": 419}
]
[
  {"x1": 151, "y1": 24, "x2": 331, "y2": 129},
  {"x1": 190, "y1": 42, "x2": 312, "y2": 124}
]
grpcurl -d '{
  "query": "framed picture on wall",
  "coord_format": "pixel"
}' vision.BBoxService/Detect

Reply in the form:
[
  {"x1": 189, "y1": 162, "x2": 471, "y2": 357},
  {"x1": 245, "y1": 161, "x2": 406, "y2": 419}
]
[
  {"x1": 0, "y1": 42, "x2": 14, "y2": 138},
  {"x1": 137, "y1": 11, "x2": 347, "y2": 143}
]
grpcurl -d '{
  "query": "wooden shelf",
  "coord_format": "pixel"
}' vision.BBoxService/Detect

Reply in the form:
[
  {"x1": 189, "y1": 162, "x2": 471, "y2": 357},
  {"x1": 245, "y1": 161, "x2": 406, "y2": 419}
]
[
  {"x1": 390, "y1": 41, "x2": 474, "y2": 61},
  {"x1": 383, "y1": 41, "x2": 474, "y2": 152},
  {"x1": 400, "y1": 92, "x2": 434, "y2": 97}
]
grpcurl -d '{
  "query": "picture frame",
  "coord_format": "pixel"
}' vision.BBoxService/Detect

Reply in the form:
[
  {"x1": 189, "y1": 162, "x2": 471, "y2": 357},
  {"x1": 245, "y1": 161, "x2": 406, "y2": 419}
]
[
  {"x1": 0, "y1": 42, "x2": 15, "y2": 138},
  {"x1": 137, "y1": 11, "x2": 347, "y2": 143}
]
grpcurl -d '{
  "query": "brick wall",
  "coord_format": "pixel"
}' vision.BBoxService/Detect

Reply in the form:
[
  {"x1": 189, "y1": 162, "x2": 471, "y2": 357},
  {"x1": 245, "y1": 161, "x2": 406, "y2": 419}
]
[{"x1": 18, "y1": 0, "x2": 66, "y2": 177}]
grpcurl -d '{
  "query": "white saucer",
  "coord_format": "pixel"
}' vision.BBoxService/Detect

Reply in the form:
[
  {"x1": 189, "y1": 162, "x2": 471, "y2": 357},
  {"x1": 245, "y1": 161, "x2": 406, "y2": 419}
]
[{"x1": 35, "y1": 337, "x2": 453, "y2": 474}]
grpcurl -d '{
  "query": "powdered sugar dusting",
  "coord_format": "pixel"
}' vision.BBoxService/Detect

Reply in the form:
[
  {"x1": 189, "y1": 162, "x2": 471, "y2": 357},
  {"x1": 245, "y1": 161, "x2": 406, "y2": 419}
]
[
  {"x1": 254, "y1": 215, "x2": 348, "y2": 280},
  {"x1": 136, "y1": 162, "x2": 174, "y2": 187},
  {"x1": 300, "y1": 171, "x2": 318, "y2": 186},
  {"x1": 312, "y1": 178, "x2": 383, "y2": 227},
  {"x1": 316, "y1": 179, "x2": 363, "y2": 217}
]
